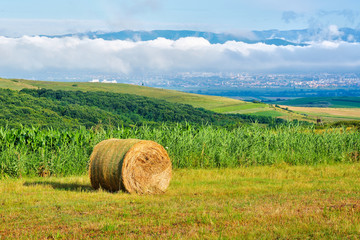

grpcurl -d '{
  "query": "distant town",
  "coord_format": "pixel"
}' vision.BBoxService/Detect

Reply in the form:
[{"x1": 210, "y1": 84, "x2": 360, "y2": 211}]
[
  {"x1": 141, "y1": 72, "x2": 360, "y2": 89},
  {"x1": 17, "y1": 72, "x2": 360, "y2": 91}
]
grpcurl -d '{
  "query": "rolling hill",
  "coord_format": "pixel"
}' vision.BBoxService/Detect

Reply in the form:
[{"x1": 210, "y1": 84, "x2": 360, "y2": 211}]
[
  {"x1": 1, "y1": 78, "x2": 359, "y2": 123},
  {"x1": 0, "y1": 80, "x2": 290, "y2": 128},
  {"x1": 0, "y1": 78, "x2": 315, "y2": 122},
  {"x1": 0, "y1": 78, "x2": 254, "y2": 112}
]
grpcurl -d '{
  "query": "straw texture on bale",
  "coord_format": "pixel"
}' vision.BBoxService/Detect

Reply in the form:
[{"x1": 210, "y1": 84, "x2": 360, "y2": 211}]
[{"x1": 89, "y1": 139, "x2": 172, "y2": 194}]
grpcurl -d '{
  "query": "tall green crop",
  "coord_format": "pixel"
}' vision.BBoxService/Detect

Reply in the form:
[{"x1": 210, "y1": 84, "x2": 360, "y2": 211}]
[{"x1": 0, "y1": 124, "x2": 359, "y2": 178}]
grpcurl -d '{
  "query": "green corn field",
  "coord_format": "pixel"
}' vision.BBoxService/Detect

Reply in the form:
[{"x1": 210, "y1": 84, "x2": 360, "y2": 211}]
[{"x1": 0, "y1": 123, "x2": 359, "y2": 178}]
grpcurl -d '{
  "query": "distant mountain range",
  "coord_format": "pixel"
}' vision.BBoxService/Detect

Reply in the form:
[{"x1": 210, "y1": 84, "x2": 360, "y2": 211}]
[
  {"x1": 253, "y1": 28, "x2": 360, "y2": 43},
  {"x1": 42, "y1": 28, "x2": 360, "y2": 46}
]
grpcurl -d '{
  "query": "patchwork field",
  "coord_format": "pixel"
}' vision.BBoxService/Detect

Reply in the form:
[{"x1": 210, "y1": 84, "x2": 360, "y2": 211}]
[
  {"x1": 274, "y1": 97, "x2": 360, "y2": 108},
  {"x1": 1, "y1": 164, "x2": 360, "y2": 239},
  {"x1": 285, "y1": 106, "x2": 360, "y2": 122}
]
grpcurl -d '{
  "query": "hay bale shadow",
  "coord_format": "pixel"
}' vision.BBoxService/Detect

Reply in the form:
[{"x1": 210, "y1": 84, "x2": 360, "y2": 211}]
[{"x1": 24, "y1": 181, "x2": 93, "y2": 192}]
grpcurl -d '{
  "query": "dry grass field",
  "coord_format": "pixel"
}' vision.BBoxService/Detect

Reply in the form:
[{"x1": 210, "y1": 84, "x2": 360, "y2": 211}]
[
  {"x1": 284, "y1": 106, "x2": 360, "y2": 121},
  {"x1": 1, "y1": 164, "x2": 360, "y2": 239}
]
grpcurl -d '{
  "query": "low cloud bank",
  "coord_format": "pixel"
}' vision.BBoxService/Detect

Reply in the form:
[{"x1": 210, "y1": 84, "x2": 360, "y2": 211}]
[{"x1": 0, "y1": 36, "x2": 359, "y2": 74}]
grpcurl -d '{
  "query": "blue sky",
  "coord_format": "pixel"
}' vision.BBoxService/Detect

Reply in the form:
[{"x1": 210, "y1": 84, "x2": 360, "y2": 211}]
[{"x1": 1, "y1": 0, "x2": 360, "y2": 36}]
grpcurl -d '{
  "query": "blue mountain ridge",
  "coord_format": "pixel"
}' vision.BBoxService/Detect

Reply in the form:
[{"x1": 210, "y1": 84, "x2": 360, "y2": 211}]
[{"x1": 41, "y1": 28, "x2": 360, "y2": 46}]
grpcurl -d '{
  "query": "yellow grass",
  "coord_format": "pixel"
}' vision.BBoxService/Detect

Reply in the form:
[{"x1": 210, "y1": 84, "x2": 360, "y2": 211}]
[
  {"x1": 0, "y1": 78, "x2": 38, "y2": 90},
  {"x1": 1, "y1": 164, "x2": 360, "y2": 239},
  {"x1": 284, "y1": 106, "x2": 360, "y2": 119}
]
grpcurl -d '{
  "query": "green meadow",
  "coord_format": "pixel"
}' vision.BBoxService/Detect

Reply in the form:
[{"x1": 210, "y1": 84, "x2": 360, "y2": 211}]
[
  {"x1": 1, "y1": 164, "x2": 360, "y2": 239},
  {"x1": 1, "y1": 78, "x2": 360, "y2": 238},
  {"x1": 274, "y1": 97, "x2": 360, "y2": 108}
]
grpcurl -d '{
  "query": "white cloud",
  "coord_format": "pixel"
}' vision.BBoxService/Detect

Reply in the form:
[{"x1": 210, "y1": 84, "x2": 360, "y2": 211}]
[
  {"x1": 328, "y1": 25, "x2": 341, "y2": 37},
  {"x1": 0, "y1": 36, "x2": 360, "y2": 75}
]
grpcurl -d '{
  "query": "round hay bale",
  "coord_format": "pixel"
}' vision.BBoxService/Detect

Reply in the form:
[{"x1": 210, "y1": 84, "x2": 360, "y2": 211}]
[{"x1": 89, "y1": 138, "x2": 172, "y2": 194}]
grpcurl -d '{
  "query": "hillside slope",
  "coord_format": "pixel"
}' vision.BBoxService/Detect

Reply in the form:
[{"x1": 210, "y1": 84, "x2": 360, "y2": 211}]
[
  {"x1": 0, "y1": 88, "x2": 286, "y2": 128},
  {"x1": 2, "y1": 78, "x2": 358, "y2": 123},
  {"x1": 0, "y1": 78, "x2": 250, "y2": 112}
]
